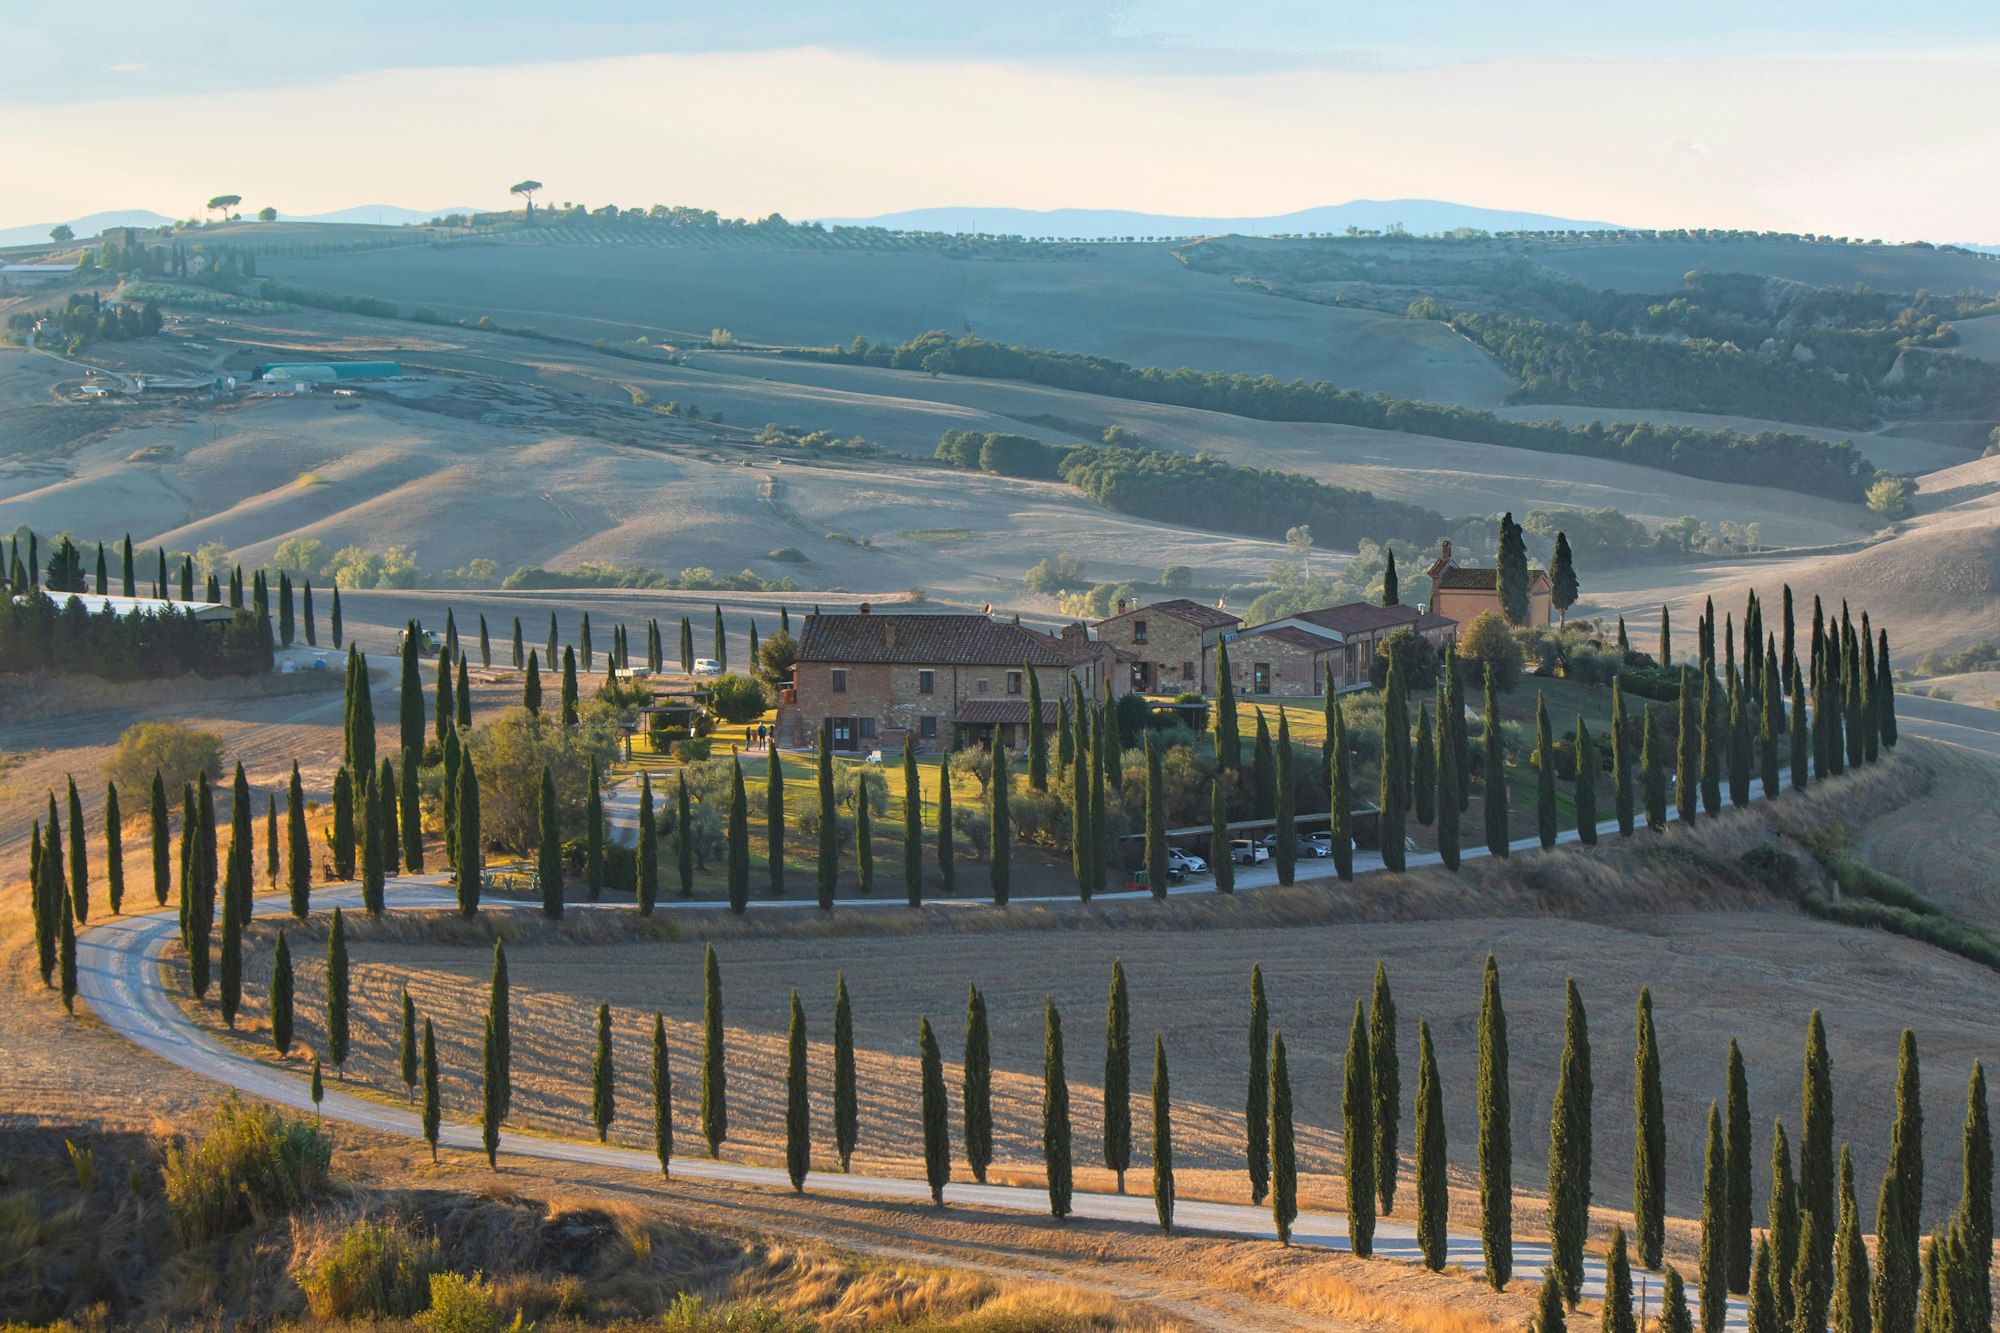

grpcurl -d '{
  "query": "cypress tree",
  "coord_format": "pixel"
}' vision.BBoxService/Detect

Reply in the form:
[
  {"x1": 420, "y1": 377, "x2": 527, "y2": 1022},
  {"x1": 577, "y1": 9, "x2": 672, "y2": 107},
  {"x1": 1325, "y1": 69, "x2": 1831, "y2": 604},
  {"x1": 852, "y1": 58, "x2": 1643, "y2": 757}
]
[
  {"x1": 1437, "y1": 698, "x2": 1462, "y2": 870},
  {"x1": 1534, "y1": 1269, "x2": 1568, "y2": 1333},
  {"x1": 1610, "y1": 678, "x2": 1634, "y2": 835},
  {"x1": 936, "y1": 755, "x2": 955, "y2": 895},
  {"x1": 1498, "y1": 511, "x2": 1529, "y2": 624},
  {"x1": 921, "y1": 1014, "x2": 950, "y2": 1206},
  {"x1": 479, "y1": 613, "x2": 491, "y2": 668},
  {"x1": 701, "y1": 944, "x2": 726, "y2": 1156},
  {"x1": 400, "y1": 624, "x2": 425, "y2": 754},
  {"x1": 1832, "y1": 1146, "x2": 1871, "y2": 1333},
  {"x1": 726, "y1": 758, "x2": 749, "y2": 913},
  {"x1": 488, "y1": 939, "x2": 511, "y2": 1114},
  {"x1": 782, "y1": 991, "x2": 808, "y2": 1189},
  {"x1": 1252, "y1": 709, "x2": 1274, "y2": 818},
  {"x1": 266, "y1": 789, "x2": 280, "y2": 892},
  {"x1": 712, "y1": 604, "x2": 726, "y2": 672},
  {"x1": 303, "y1": 582, "x2": 316, "y2": 646},
  {"x1": 1662, "y1": 1267, "x2": 1693, "y2": 1333},
  {"x1": 511, "y1": 617, "x2": 524, "y2": 669},
  {"x1": 1247, "y1": 964, "x2": 1272, "y2": 1205},
  {"x1": 1446, "y1": 645, "x2": 1472, "y2": 812},
  {"x1": 360, "y1": 771, "x2": 385, "y2": 915},
  {"x1": 593, "y1": 1000, "x2": 616, "y2": 1142},
  {"x1": 1057, "y1": 695, "x2": 1073, "y2": 778},
  {"x1": 1959, "y1": 1061, "x2": 1991, "y2": 1329},
  {"x1": 456, "y1": 655, "x2": 471, "y2": 731},
  {"x1": 1728, "y1": 670, "x2": 1752, "y2": 806},
  {"x1": 442, "y1": 726, "x2": 461, "y2": 865},
  {"x1": 105, "y1": 782, "x2": 126, "y2": 915},
  {"x1": 66, "y1": 776, "x2": 89, "y2": 923},
  {"x1": 1027, "y1": 666, "x2": 1048, "y2": 790},
  {"x1": 399, "y1": 986, "x2": 416, "y2": 1100},
  {"x1": 1642, "y1": 708, "x2": 1667, "y2": 829},
  {"x1": 1873, "y1": 1030, "x2": 1922, "y2": 1333},
  {"x1": 219, "y1": 868, "x2": 242, "y2": 1026},
  {"x1": 1043, "y1": 997, "x2": 1072, "y2": 1219},
  {"x1": 1702, "y1": 1103, "x2": 1728, "y2": 1333},
  {"x1": 547, "y1": 611, "x2": 559, "y2": 669},
  {"x1": 1530, "y1": 693, "x2": 1556, "y2": 849},
  {"x1": 1762, "y1": 640, "x2": 1785, "y2": 798},
  {"x1": 651, "y1": 1013, "x2": 672, "y2": 1177},
  {"x1": 482, "y1": 1012, "x2": 502, "y2": 1167},
  {"x1": 1152, "y1": 1034, "x2": 1175, "y2": 1235},
  {"x1": 1382, "y1": 547, "x2": 1400, "y2": 605},
  {"x1": 1271, "y1": 1029, "x2": 1297, "y2": 1244},
  {"x1": 1802, "y1": 1011, "x2": 1837, "y2": 1287},
  {"x1": 1271, "y1": 711, "x2": 1298, "y2": 880},
  {"x1": 636, "y1": 772, "x2": 658, "y2": 913},
  {"x1": 30, "y1": 816, "x2": 48, "y2": 988},
  {"x1": 561, "y1": 646, "x2": 579, "y2": 725},
  {"x1": 579, "y1": 612, "x2": 592, "y2": 670},
  {"x1": 1415, "y1": 1019, "x2": 1448, "y2": 1271},
  {"x1": 1794, "y1": 1213, "x2": 1829, "y2": 1333},
  {"x1": 225, "y1": 764, "x2": 252, "y2": 923},
  {"x1": 1144, "y1": 734, "x2": 1166, "y2": 897},
  {"x1": 120, "y1": 535, "x2": 134, "y2": 597},
  {"x1": 325, "y1": 906, "x2": 349, "y2": 1074},
  {"x1": 1344, "y1": 997, "x2": 1377, "y2": 1257},
  {"x1": 1213, "y1": 639, "x2": 1239, "y2": 768},
  {"x1": 964, "y1": 983, "x2": 993, "y2": 1183},
  {"x1": 1603, "y1": 1226, "x2": 1637, "y2": 1333},
  {"x1": 675, "y1": 774, "x2": 693, "y2": 898},
  {"x1": 1676, "y1": 671, "x2": 1699, "y2": 824},
  {"x1": 417, "y1": 1025, "x2": 440, "y2": 1157},
  {"x1": 1105, "y1": 959, "x2": 1132, "y2": 1192},
  {"x1": 902, "y1": 741, "x2": 923, "y2": 906},
  {"x1": 1090, "y1": 710, "x2": 1108, "y2": 895},
  {"x1": 151, "y1": 772, "x2": 170, "y2": 907},
  {"x1": 833, "y1": 973, "x2": 857, "y2": 1172},
  {"x1": 1727, "y1": 1040, "x2": 1754, "y2": 1294},
  {"x1": 536, "y1": 767, "x2": 563, "y2": 918},
  {"x1": 1550, "y1": 977, "x2": 1593, "y2": 1307},
  {"x1": 1479, "y1": 953, "x2": 1512, "y2": 1288},
  {"x1": 1750, "y1": 1237, "x2": 1779, "y2": 1333},
  {"x1": 1635, "y1": 987, "x2": 1667, "y2": 1270},
  {"x1": 1575, "y1": 716, "x2": 1598, "y2": 844},
  {"x1": 331, "y1": 767, "x2": 355, "y2": 880},
  {"x1": 454, "y1": 749, "x2": 481, "y2": 914},
  {"x1": 347, "y1": 644, "x2": 374, "y2": 777},
  {"x1": 815, "y1": 724, "x2": 837, "y2": 907},
  {"x1": 679, "y1": 616, "x2": 693, "y2": 673},
  {"x1": 1414, "y1": 703, "x2": 1436, "y2": 827},
  {"x1": 1331, "y1": 698, "x2": 1355, "y2": 879},
  {"x1": 1211, "y1": 775, "x2": 1234, "y2": 892},
  {"x1": 1380, "y1": 659, "x2": 1407, "y2": 870},
  {"x1": 523, "y1": 650, "x2": 542, "y2": 714},
  {"x1": 58, "y1": 903, "x2": 75, "y2": 1014},
  {"x1": 1483, "y1": 667, "x2": 1509, "y2": 858},
  {"x1": 311, "y1": 1056, "x2": 323, "y2": 1124},
  {"x1": 1877, "y1": 630, "x2": 1897, "y2": 749},
  {"x1": 990, "y1": 740, "x2": 1011, "y2": 905},
  {"x1": 1370, "y1": 961, "x2": 1400, "y2": 1216},
  {"x1": 766, "y1": 744, "x2": 785, "y2": 897}
]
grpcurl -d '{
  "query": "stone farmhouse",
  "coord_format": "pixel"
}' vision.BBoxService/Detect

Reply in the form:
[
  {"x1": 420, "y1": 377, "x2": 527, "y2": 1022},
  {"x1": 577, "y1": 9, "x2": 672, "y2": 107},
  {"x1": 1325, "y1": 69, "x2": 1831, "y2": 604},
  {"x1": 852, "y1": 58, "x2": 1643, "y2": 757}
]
[
  {"x1": 1090, "y1": 597, "x2": 1242, "y2": 695},
  {"x1": 1426, "y1": 540, "x2": 1552, "y2": 628},
  {"x1": 778, "y1": 606, "x2": 1101, "y2": 753},
  {"x1": 1204, "y1": 601, "x2": 1458, "y2": 698}
]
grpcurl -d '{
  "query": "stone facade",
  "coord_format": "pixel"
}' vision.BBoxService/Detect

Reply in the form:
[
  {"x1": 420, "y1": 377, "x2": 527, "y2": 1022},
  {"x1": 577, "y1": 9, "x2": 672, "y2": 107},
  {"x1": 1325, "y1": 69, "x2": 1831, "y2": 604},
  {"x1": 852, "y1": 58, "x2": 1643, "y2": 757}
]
[
  {"x1": 1426, "y1": 540, "x2": 1553, "y2": 629},
  {"x1": 1091, "y1": 598, "x2": 1241, "y2": 695}
]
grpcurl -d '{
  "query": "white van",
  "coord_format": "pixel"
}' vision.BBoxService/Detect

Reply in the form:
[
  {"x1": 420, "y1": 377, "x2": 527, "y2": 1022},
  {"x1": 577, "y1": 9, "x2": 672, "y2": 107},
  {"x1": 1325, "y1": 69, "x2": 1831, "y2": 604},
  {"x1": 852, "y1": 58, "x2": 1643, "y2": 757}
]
[{"x1": 691, "y1": 658, "x2": 721, "y2": 677}]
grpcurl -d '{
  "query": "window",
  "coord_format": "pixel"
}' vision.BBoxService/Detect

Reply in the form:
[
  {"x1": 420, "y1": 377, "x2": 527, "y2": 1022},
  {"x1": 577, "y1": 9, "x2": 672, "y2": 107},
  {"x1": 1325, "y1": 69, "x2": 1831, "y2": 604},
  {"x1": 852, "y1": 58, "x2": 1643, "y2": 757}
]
[
  {"x1": 1182, "y1": 660, "x2": 1195, "y2": 679},
  {"x1": 1133, "y1": 620, "x2": 1149, "y2": 644},
  {"x1": 919, "y1": 715, "x2": 938, "y2": 739},
  {"x1": 918, "y1": 668, "x2": 934, "y2": 695},
  {"x1": 977, "y1": 678, "x2": 989, "y2": 693},
  {"x1": 831, "y1": 669, "x2": 847, "y2": 694},
  {"x1": 858, "y1": 717, "x2": 877, "y2": 740},
  {"x1": 1006, "y1": 670, "x2": 1023, "y2": 696}
]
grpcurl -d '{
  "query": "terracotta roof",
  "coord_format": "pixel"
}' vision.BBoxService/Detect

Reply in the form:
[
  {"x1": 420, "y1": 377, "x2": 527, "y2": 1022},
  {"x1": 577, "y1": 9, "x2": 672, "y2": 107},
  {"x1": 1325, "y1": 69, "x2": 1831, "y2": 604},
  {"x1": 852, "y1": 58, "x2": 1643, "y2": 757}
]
[
  {"x1": 1096, "y1": 598, "x2": 1240, "y2": 631},
  {"x1": 1433, "y1": 564, "x2": 1552, "y2": 592},
  {"x1": 1240, "y1": 625, "x2": 1335, "y2": 650},
  {"x1": 954, "y1": 699, "x2": 1061, "y2": 725},
  {"x1": 1290, "y1": 601, "x2": 1425, "y2": 635},
  {"x1": 797, "y1": 613, "x2": 1085, "y2": 667}
]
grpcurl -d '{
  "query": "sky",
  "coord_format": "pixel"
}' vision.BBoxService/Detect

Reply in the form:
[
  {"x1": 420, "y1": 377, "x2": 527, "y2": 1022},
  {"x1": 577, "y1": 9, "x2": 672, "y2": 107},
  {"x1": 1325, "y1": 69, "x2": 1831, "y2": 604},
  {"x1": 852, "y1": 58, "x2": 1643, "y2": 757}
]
[{"x1": 7, "y1": 2, "x2": 2000, "y2": 240}]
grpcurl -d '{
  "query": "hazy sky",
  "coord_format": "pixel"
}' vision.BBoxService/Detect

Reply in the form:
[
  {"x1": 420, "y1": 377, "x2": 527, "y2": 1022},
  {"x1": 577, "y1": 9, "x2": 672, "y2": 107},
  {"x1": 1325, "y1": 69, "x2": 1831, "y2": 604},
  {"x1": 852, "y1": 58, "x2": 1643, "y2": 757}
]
[{"x1": 8, "y1": 3, "x2": 2000, "y2": 239}]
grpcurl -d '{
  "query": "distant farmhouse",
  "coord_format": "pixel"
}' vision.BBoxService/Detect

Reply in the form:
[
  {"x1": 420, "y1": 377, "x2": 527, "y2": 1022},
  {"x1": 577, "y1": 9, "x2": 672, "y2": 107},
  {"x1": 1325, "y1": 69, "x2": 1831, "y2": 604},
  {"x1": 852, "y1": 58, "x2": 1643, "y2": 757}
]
[
  {"x1": 1206, "y1": 602, "x2": 1456, "y2": 698},
  {"x1": 1092, "y1": 597, "x2": 1240, "y2": 694},
  {"x1": 1426, "y1": 540, "x2": 1552, "y2": 628}
]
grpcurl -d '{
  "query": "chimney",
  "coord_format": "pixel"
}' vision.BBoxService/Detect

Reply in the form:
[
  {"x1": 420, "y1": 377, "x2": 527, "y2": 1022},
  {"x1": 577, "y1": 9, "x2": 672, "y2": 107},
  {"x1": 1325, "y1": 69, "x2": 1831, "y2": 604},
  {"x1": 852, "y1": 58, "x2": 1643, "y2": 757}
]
[
  {"x1": 883, "y1": 620, "x2": 896, "y2": 648},
  {"x1": 857, "y1": 601, "x2": 871, "y2": 615},
  {"x1": 1115, "y1": 598, "x2": 1127, "y2": 615},
  {"x1": 1439, "y1": 539, "x2": 1452, "y2": 563}
]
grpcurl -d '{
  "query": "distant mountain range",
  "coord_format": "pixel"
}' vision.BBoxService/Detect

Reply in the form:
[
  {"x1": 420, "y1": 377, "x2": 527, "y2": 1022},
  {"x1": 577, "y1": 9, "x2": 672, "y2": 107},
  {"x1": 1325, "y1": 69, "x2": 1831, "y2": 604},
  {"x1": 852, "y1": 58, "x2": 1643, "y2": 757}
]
[
  {"x1": 815, "y1": 199, "x2": 1626, "y2": 238},
  {"x1": 0, "y1": 204, "x2": 480, "y2": 249}
]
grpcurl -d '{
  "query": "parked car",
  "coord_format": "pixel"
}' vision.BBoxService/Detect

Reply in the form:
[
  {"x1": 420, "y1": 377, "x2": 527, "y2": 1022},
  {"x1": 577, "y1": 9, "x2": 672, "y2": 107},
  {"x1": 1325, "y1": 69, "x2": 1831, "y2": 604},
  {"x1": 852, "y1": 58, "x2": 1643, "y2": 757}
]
[
  {"x1": 1167, "y1": 848, "x2": 1207, "y2": 874},
  {"x1": 691, "y1": 657, "x2": 722, "y2": 676},
  {"x1": 1260, "y1": 832, "x2": 1324, "y2": 857},
  {"x1": 1229, "y1": 839, "x2": 1270, "y2": 865},
  {"x1": 1306, "y1": 832, "x2": 1345, "y2": 857}
]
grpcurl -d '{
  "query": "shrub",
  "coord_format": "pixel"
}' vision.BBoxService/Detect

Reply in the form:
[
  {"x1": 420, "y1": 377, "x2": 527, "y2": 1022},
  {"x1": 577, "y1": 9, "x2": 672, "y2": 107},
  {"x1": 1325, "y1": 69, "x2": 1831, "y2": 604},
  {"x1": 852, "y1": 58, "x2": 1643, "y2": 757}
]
[
  {"x1": 1368, "y1": 626, "x2": 1441, "y2": 690},
  {"x1": 163, "y1": 1094, "x2": 331, "y2": 1244},
  {"x1": 705, "y1": 674, "x2": 769, "y2": 724},
  {"x1": 300, "y1": 1216, "x2": 442, "y2": 1320},
  {"x1": 418, "y1": 1272, "x2": 508, "y2": 1333},
  {"x1": 767, "y1": 548, "x2": 807, "y2": 563},
  {"x1": 107, "y1": 721, "x2": 223, "y2": 796},
  {"x1": 660, "y1": 1294, "x2": 810, "y2": 1333},
  {"x1": 1160, "y1": 565, "x2": 1193, "y2": 589},
  {"x1": 1456, "y1": 611, "x2": 1524, "y2": 692}
]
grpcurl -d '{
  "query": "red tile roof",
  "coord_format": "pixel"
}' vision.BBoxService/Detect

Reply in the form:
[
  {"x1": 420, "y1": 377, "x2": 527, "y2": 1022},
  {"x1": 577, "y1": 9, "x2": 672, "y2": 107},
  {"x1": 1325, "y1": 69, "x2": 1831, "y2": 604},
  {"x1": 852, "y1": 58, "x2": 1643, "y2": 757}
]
[
  {"x1": 954, "y1": 699, "x2": 1061, "y2": 725},
  {"x1": 1433, "y1": 565, "x2": 1552, "y2": 592},
  {"x1": 1290, "y1": 601, "x2": 1426, "y2": 635},
  {"x1": 797, "y1": 613, "x2": 1085, "y2": 667},
  {"x1": 1240, "y1": 625, "x2": 1335, "y2": 650},
  {"x1": 1096, "y1": 598, "x2": 1241, "y2": 631}
]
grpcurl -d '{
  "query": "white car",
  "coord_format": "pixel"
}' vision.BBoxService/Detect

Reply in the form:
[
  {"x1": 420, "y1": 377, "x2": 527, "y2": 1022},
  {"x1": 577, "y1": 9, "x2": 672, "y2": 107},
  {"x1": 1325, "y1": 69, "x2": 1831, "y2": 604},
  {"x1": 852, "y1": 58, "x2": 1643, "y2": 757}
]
[
  {"x1": 1167, "y1": 848, "x2": 1207, "y2": 874},
  {"x1": 1229, "y1": 839, "x2": 1270, "y2": 866},
  {"x1": 691, "y1": 658, "x2": 722, "y2": 676}
]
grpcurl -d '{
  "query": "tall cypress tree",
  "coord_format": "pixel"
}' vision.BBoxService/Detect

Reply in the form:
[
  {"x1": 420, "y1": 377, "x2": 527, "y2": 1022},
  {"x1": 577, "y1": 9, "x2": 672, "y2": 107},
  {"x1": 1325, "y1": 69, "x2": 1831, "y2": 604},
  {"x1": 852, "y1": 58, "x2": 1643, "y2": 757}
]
[
  {"x1": 726, "y1": 758, "x2": 749, "y2": 914},
  {"x1": 455, "y1": 655, "x2": 471, "y2": 732},
  {"x1": 1271, "y1": 1029, "x2": 1297, "y2": 1244},
  {"x1": 1791, "y1": 670, "x2": 1811, "y2": 791},
  {"x1": 270, "y1": 931, "x2": 295, "y2": 1054},
  {"x1": 1602, "y1": 1226, "x2": 1637, "y2": 1333},
  {"x1": 1726, "y1": 1040, "x2": 1754, "y2": 1294},
  {"x1": 1152, "y1": 1035, "x2": 1175, "y2": 1236},
  {"x1": 1331, "y1": 698, "x2": 1355, "y2": 879},
  {"x1": 1574, "y1": 716, "x2": 1598, "y2": 844},
  {"x1": 1446, "y1": 645, "x2": 1472, "y2": 813},
  {"x1": 936, "y1": 755, "x2": 955, "y2": 895},
  {"x1": 1104, "y1": 959, "x2": 1132, "y2": 1192},
  {"x1": 1676, "y1": 671, "x2": 1699, "y2": 824},
  {"x1": 265, "y1": 788, "x2": 280, "y2": 892},
  {"x1": 1271, "y1": 711, "x2": 1298, "y2": 881},
  {"x1": 1609, "y1": 678, "x2": 1634, "y2": 835},
  {"x1": 1769, "y1": 1120, "x2": 1800, "y2": 1329},
  {"x1": 482, "y1": 1012, "x2": 502, "y2": 1167},
  {"x1": 1698, "y1": 666, "x2": 1722, "y2": 814},
  {"x1": 1802, "y1": 1010, "x2": 1837, "y2": 1287},
  {"x1": 1701, "y1": 1103, "x2": 1728, "y2": 1333},
  {"x1": 651, "y1": 1012, "x2": 672, "y2": 1177},
  {"x1": 1832, "y1": 1146, "x2": 1871, "y2": 1333},
  {"x1": 1415, "y1": 1019, "x2": 1448, "y2": 1271},
  {"x1": 1533, "y1": 693, "x2": 1557, "y2": 849},
  {"x1": 964, "y1": 983, "x2": 993, "y2": 1184},
  {"x1": 593, "y1": 1000, "x2": 616, "y2": 1142},
  {"x1": 151, "y1": 772, "x2": 170, "y2": 907},
  {"x1": 523, "y1": 650, "x2": 542, "y2": 715},
  {"x1": 1090, "y1": 709, "x2": 1108, "y2": 896},
  {"x1": 1026, "y1": 666, "x2": 1048, "y2": 790},
  {"x1": 1043, "y1": 997, "x2": 1072, "y2": 1219},
  {"x1": 479, "y1": 613, "x2": 491, "y2": 668},
  {"x1": 1728, "y1": 670, "x2": 1753, "y2": 806},
  {"x1": 1761, "y1": 640, "x2": 1784, "y2": 798},
  {"x1": 400, "y1": 625, "x2": 425, "y2": 755},
  {"x1": 783, "y1": 991, "x2": 808, "y2": 1190},
  {"x1": 766, "y1": 744, "x2": 785, "y2": 898},
  {"x1": 1959, "y1": 1060, "x2": 1992, "y2": 1330},
  {"x1": 1369, "y1": 962, "x2": 1401, "y2": 1216},
  {"x1": 1497, "y1": 511, "x2": 1529, "y2": 624},
  {"x1": 1414, "y1": 704, "x2": 1436, "y2": 828},
  {"x1": 1344, "y1": 998, "x2": 1377, "y2": 1257},
  {"x1": 701, "y1": 943, "x2": 726, "y2": 1156},
  {"x1": 1247, "y1": 963, "x2": 1272, "y2": 1205},
  {"x1": 1479, "y1": 953, "x2": 1512, "y2": 1289},
  {"x1": 1642, "y1": 708, "x2": 1667, "y2": 829},
  {"x1": 1635, "y1": 987, "x2": 1667, "y2": 1270},
  {"x1": 66, "y1": 776, "x2": 89, "y2": 923},
  {"x1": 331, "y1": 767, "x2": 359, "y2": 883},
  {"x1": 488, "y1": 939, "x2": 511, "y2": 1113},
  {"x1": 902, "y1": 741, "x2": 923, "y2": 906},
  {"x1": 325, "y1": 906, "x2": 349, "y2": 1074},
  {"x1": 218, "y1": 888, "x2": 242, "y2": 1026},
  {"x1": 105, "y1": 782, "x2": 126, "y2": 915},
  {"x1": 675, "y1": 773, "x2": 693, "y2": 899},
  {"x1": 832, "y1": 973, "x2": 857, "y2": 1172},
  {"x1": 1483, "y1": 667, "x2": 1509, "y2": 858},
  {"x1": 1437, "y1": 698, "x2": 1461, "y2": 870},
  {"x1": 1252, "y1": 709, "x2": 1274, "y2": 819},
  {"x1": 560, "y1": 646, "x2": 579, "y2": 725},
  {"x1": 454, "y1": 749, "x2": 480, "y2": 915},
  {"x1": 712, "y1": 604, "x2": 726, "y2": 672},
  {"x1": 1873, "y1": 1029, "x2": 1922, "y2": 1333},
  {"x1": 1380, "y1": 659, "x2": 1407, "y2": 870},
  {"x1": 637, "y1": 772, "x2": 657, "y2": 914},
  {"x1": 1794, "y1": 1214, "x2": 1829, "y2": 1333},
  {"x1": 990, "y1": 741, "x2": 1011, "y2": 905},
  {"x1": 398, "y1": 987, "x2": 417, "y2": 1101},
  {"x1": 1211, "y1": 777, "x2": 1234, "y2": 893},
  {"x1": 921, "y1": 1014, "x2": 950, "y2": 1206},
  {"x1": 1533, "y1": 1269, "x2": 1568, "y2": 1333},
  {"x1": 58, "y1": 897, "x2": 75, "y2": 1014},
  {"x1": 1877, "y1": 629, "x2": 1897, "y2": 749},
  {"x1": 815, "y1": 724, "x2": 837, "y2": 908},
  {"x1": 1549, "y1": 977, "x2": 1592, "y2": 1307},
  {"x1": 1213, "y1": 638, "x2": 1239, "y2": 768},
  {"x1": 537, "y1": 766, "x2": 563, "y2": 918},
  {"x1": 1144, "y1": 734, "x2": 1167, "y2": 898}
]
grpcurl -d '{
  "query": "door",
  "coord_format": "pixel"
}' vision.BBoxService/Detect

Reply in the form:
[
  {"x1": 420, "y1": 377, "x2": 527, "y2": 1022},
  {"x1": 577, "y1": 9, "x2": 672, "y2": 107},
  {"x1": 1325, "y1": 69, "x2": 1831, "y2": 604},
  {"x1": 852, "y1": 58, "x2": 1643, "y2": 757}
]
[
  {"x1": 830, "y1": 717, "x2": 858, "y2": 750},
  {"x1": 1133, "y1": 660, "x2": 1154, "y2": 693},
  {"x1": 1253, "y1": 662, "x2": 1271, "y2": 694}
]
